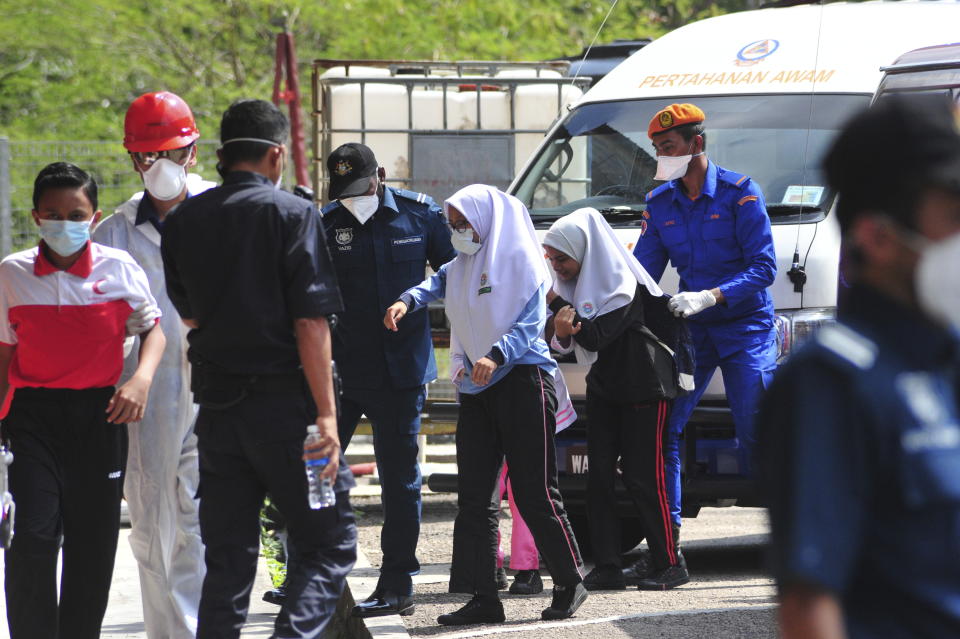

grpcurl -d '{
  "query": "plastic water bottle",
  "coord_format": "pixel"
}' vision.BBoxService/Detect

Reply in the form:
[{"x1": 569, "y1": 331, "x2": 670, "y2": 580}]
[{"x1": 304, "y1": 425, "x2": 336, "y2": 509}]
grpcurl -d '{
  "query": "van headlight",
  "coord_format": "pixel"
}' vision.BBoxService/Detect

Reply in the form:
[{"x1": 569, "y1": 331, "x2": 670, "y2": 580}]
[{"x1": 775, "y1": 307, "x2": 836, "y2": 362}]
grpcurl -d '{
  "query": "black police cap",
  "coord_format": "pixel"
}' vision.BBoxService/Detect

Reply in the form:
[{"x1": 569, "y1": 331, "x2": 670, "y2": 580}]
[
  {"x1": 327, "y1": 143, "x2": 378, "y2": 200},
  {"x1": 825, "y1": 94, "x2": 960, "y2": 230}
]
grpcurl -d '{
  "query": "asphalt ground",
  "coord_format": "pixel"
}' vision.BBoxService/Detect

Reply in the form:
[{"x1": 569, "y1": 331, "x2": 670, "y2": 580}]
[
  {"x1": 353, "y1": 493, "x2": 777, "y2": 639},
  {"x1": 0, "y1": 484, "x2": 776, "y2": 638}
]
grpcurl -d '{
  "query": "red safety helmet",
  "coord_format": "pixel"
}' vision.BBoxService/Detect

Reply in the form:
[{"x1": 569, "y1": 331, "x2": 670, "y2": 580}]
[{"x1": 123, "y1": 91, "x2": 200, "y2": 152}]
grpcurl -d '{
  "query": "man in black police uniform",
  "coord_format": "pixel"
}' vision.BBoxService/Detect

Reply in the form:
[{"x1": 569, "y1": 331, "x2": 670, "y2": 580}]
[
  {"x1": 321, "y1": 143, "x2": 455, "y2": 617},
  {"x1": 160, "y1": 99, "x2": 356, "y2": 639},
  {"x1": 757, "y1": 95, "x2": 960, "y2": 638}
]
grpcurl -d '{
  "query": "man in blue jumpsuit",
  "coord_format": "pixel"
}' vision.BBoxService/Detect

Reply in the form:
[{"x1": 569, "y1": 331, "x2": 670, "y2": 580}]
[
  {"x1": 632, "y1": 104, "x2": 777, "y2": 580},
  {"x1": 757, "y1": 95, "x2": 960, "y2": 638},
  {"x1": 321, "y1": 143, "x2": 456, "y2": 617}
]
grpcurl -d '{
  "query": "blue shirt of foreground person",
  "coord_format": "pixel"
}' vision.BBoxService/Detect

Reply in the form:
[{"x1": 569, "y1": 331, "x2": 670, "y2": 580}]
[{"x1": 757, "y1": 95, "x2": 960, "y2": 639}]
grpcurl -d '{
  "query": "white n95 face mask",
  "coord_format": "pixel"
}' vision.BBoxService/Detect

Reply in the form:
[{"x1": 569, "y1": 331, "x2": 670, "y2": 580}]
[
  {"x1": 340, "y1": 194, "x2": 379, "y2": 225},
  {"x1": 450, "y1": 227, "x2": 482, "y2": 255},
  {"x1": 654, "y1": 151, "x2": 704, "y2": 181},
  {"x1": 142, "y1": 158, "x2": 187, "y2": 201},
  {"x1": 916, "y1": 230, "x2": 960, "y2": 331}
]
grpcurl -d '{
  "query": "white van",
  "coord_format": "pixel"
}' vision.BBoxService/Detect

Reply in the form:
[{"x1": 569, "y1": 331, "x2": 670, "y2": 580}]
[{"x1": 509, "y1": 1, "x2": 960, "y2": 520}]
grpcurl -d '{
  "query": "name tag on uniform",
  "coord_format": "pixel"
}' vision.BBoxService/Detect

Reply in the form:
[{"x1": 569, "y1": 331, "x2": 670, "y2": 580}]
[
  {"x1": 393, "y1": 235, "x2": 423, "y2": 246},
  {"x1": 478, "y1": 272, "x2": 491, "y2": 295}
]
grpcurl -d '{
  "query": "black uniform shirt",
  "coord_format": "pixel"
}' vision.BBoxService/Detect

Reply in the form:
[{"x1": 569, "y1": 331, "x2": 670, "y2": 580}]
[
  {"x1": 161, "y1": 171, "x2": 342, "y2": 375},
  {"x1": 550, "y1": 283, "x2": 678, "y2": 403}
]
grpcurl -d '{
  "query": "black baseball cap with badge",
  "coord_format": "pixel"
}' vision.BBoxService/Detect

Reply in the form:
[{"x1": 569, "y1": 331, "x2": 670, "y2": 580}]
[
  {"x1": 327, "y1": 143, "x2": 379, "y2": 200},
  {"x1": 825, "y1": 93, "x2": 960, "y2": 232}
]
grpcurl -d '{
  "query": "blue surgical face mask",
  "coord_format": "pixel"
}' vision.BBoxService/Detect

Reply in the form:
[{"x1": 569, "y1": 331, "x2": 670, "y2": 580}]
[
  {"x1": 38, "y1": 219, "x2": 92, "y2": 257},
  {"x1": 450, "y1": 227, "x2": 481, "y2": 255}
]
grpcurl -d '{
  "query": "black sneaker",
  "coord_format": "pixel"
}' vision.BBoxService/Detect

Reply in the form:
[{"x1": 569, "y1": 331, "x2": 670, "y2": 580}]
[
  {"x1": 623, "y1": 550, "x2": 687, "y2": 585},
  {"x1": 437, "y1": 596, "x2": 506, "y2": 626},
  {"x1": 508, "y1": 569, "x2": 543, "y2": 595},
  {"x1": 622, "y1": 551, "x2": 653, "y2": 586},
  {"x1": 582, "y1": 565, "x2": 626, "y2": 591},
  {"x1": 541, "y1": 582, "x2": 588, "y2": 620},
  {"x1": 496, "y1": 567, "x2": 508, "y2": 590},
  {"x1": 635, "y1": 563, "x2": 690, "y2": 591},
  {"x1": 262, "y1": 586, "x2": 286, "y2": 606}
]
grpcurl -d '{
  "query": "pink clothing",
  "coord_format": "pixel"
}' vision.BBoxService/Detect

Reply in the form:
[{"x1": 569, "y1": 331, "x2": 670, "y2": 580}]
[{"x1": 496, "y1": 462, "x2": 539, "y2": 570}]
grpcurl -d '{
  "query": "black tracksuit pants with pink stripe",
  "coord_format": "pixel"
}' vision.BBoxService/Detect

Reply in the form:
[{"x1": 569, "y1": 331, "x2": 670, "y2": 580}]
[
  {"x1": 450, "y1": 364, "x2": 583, "y2": 596},
  {"x1": 587, "y1": 397, "x2": 677, "y2": 571}
]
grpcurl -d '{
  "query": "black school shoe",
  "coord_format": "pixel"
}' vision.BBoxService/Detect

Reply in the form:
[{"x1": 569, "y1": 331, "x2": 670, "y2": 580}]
[
  {"x1": 352, "y1": 591, "x2": 415, "y2": 618},
  {"x1": 508, "y1": 569, "x2": 543, "y2": 595},
  {"x1": 437, "y1": 595, "x2": 506, "y2": 626},
  {"x1": 541, "y1": 582, "x2": 588, "y2": 620},
  {"x1": 262, "y1": 585, "x2": 286, "y2": 606},
  {"x1": 496, "y1": 567, "x2": 509, "y2": 590},
  {"x1": 582, "y1": 564, "x2": 626, "y2": 591},
  {"x1": 635, "y1": 563, "x2": 690, "y2": 591},
  {"x1": 623, "y1": 549, "x2": 688, "y2": 585}
]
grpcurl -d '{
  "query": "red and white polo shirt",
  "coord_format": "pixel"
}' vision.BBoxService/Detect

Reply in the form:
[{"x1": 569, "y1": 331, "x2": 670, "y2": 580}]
[{"x1": 0, "y1": 241, "x2": 161, "y2": 390}]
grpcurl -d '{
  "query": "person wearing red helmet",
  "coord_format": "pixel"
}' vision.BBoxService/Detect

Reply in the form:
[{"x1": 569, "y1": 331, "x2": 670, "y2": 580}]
[{"x1": 92, "y1": 91, "x2": 215, "y2": 638}]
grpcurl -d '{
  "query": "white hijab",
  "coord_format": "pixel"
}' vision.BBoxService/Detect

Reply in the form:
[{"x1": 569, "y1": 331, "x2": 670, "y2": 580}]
[
  {"x1": 444, "y1": 185, "x2": 549, "y2": 364},
  {"x1": 542, "y1": 207, "x2": 664, "y2": 364}
]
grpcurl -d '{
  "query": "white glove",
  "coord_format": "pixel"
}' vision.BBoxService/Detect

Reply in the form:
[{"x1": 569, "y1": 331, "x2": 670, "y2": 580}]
[
  {"x1": 126, "y1": 302, "x2": 160, "y2": 336},
  {"x1": 668, "y1": 290, "x2": 717, "y2": 318}
]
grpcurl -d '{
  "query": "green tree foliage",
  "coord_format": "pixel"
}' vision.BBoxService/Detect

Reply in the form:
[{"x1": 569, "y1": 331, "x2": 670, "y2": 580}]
[{"x1": 0, "y1": 0, "x2": 754, "y2": 142}]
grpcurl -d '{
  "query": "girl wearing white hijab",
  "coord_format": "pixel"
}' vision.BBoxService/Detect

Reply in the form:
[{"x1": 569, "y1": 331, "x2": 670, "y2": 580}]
[
  {"x1": 384, "y1": 185, "x2": 586, "y2": 626},
  {"x1": 543, "y1": 207, "x2": 690, "y2": 592}
]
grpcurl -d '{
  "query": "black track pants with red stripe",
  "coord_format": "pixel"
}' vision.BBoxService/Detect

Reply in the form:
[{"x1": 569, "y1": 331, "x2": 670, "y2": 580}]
[
  {"x1": 450, "y1": 364, "x2": 584, "y2": 596},
  {"x1": 586, "y1": 397, "x2": 677, "y2": 570}
]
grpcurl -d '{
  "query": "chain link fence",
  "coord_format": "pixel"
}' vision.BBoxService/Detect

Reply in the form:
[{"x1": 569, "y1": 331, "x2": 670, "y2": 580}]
[{"x1": 0, "y1": 138, "x2": 221, "y2": 255}]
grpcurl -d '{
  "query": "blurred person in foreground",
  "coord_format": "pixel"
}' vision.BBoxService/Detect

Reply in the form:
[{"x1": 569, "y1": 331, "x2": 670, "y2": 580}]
[{"x1": 757, "y1": 94, "x2": 960, "y2": 638}]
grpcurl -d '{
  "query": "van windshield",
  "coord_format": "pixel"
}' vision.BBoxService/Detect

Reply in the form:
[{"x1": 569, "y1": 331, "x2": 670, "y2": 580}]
[{"x1": 513, "y1": 94, "x2": 869, "y2": 226}]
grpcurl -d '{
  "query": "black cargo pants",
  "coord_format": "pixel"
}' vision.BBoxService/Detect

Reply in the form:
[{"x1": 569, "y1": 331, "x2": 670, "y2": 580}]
[{"x1": 194, "y1": 386, "x2": 356, "y2": 639}]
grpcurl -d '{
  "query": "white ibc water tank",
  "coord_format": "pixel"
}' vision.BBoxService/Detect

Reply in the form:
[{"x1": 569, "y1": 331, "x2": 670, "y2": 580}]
[
  {"x1": 325, "y1": 67, "x2": 411, "y2": 178},
  {"x1": 320, "y1": 65, "x2": 583, "y2": 190}
]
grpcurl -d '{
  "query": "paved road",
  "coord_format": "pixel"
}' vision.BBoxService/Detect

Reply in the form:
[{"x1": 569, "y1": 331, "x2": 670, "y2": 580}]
[
  {"x1": 353, "y1": 494, "x2": 777, "y2": 639},
  {"x1": 0, "y1": 525, "x2": 278, "y2": 639},
  {"x1": 0, "y1": 492, "x2": 776, "y2": 639}
]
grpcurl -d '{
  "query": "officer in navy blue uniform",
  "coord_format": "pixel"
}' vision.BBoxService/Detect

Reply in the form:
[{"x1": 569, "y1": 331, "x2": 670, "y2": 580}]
[
  {"x1": 160, "y1": 99, "x2": 356, "y2": 639},
  {"x1": 757, "y1": 95, "x2": 960, "y2": 639},
  {"x1": 632, "y1": 104, "x2": 777, "y2": 577},
  {"x1": 321, "y1": 143, "x2": 456, "y2": 617}
]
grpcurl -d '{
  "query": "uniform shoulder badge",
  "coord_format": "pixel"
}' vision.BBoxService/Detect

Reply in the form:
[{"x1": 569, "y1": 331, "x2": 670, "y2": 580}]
[
  {"x1": 395, "y1": 188, "x2": 434, "y2": 207},
  {"x1": 814, "y1": 324, "x2": 877, "y2": 370},
  {"x1": 646, "y1": 183, "x2": 671, "y2": 202},
  {"x1": 718, "y1": 170, "x2": 750, "y2": 188}
]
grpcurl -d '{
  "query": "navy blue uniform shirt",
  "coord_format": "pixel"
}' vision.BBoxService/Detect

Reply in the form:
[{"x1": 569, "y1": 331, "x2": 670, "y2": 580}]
[
  {"x1": 161, "y1": 171, "x2": 342, "y2": 375},
  {"x1": 758, "y1": 285, "x2": 960, "y2": 638},
  {"x1": 322, "y1": 186, "x2": 455, "y2": 390},
  {"x1": 634, "y1": 161, "x2": 776, "y2": 349}
]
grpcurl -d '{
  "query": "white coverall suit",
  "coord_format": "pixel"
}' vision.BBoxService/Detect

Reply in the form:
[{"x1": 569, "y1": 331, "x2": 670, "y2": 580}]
[{"x1": 93, "y1": 173, "x2": 215, "y2": 638}]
